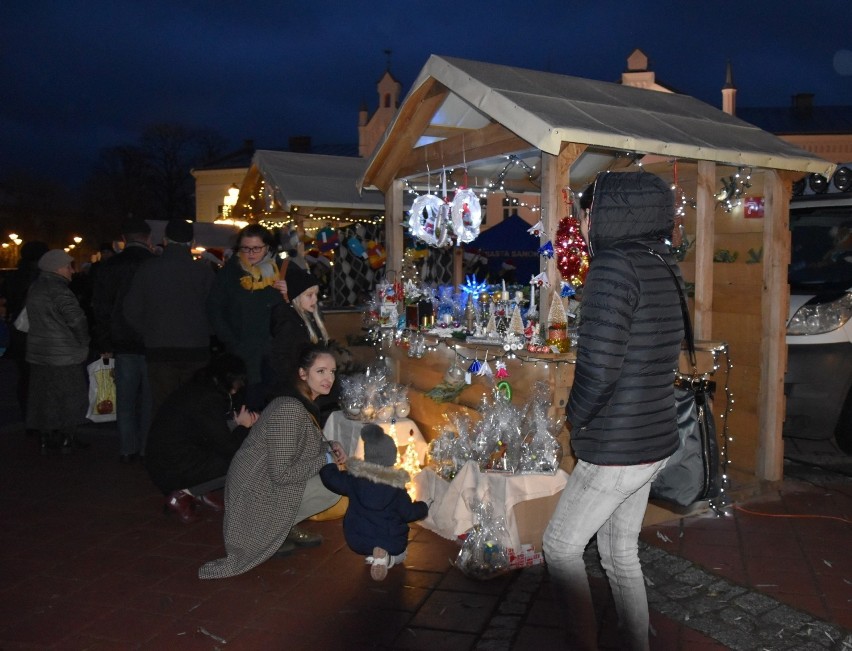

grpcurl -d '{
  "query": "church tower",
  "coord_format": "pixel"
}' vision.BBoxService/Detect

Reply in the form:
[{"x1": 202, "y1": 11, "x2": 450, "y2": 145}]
[
  {"x1": 358, "y1": 53, "x2": 402, "y2": 158},
  {"x1": 722, "y1": 61, "x2": 737, "y2": 116}
]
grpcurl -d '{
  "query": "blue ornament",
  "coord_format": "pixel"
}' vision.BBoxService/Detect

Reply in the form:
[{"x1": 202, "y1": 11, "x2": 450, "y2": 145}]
[
  {"x1": 560, "y1": 281, "x2": 576, "y2": 298},
  {"x1": 538, "y1": 241, "x2": 555, "y2": 258},
  {"x1": 459, "y1": 274, "x2": 489, "y2": 296}
]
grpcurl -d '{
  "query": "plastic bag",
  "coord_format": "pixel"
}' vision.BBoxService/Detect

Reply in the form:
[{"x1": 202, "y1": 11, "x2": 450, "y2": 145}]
[
  {"x1": 86, "y1": 358, "x2": 117, "y2": 423},
  {"x1": 454, "y1": 495, "x2": 512, "y2": 580}
]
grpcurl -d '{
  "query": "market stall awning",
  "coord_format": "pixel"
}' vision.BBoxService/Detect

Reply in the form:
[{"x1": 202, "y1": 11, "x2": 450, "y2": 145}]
[
  {"x1": 249, "y1": 150, "x2": 387, "y2": 213},
  {"x1": 361, "y1": 55, "x2": 834, "y2": 192}
]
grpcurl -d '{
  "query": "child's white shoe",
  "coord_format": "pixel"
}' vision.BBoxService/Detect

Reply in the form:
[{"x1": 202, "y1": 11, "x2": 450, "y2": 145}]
[{"x1": 370, "y1": 547, "x2": 389, "y2": 581}]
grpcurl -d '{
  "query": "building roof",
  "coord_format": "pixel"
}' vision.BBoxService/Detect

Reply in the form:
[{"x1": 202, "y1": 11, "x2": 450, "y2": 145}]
[
  {"x1": 252, "y1": 150, "x2": 387, "y2": 211},
  {"x1": 736, "y1": 105, "x2": 852, "y2": 136},
  {"x1": 362, "y1": 55, "x2": 835, "y2": 190}
]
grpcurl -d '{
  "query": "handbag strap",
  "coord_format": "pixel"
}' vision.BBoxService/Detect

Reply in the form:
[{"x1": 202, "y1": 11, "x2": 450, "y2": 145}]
[{"x1": 648, "y1": 249, "x2": 696, "y2": 372}]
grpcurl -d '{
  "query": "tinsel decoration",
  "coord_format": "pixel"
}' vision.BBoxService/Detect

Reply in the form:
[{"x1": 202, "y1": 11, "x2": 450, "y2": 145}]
[{"x1": 555, "y1": 216, "x2": 589, "y2": 287}]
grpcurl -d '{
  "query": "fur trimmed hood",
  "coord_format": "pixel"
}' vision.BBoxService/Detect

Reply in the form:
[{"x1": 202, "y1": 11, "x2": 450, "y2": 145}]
[{"x1": 346, "y1": 459, "x2": 410, "y2": 490}]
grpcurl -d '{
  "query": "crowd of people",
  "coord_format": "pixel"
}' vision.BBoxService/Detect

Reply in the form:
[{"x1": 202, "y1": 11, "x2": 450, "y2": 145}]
[{"x1": 1, "y1": 217, "x2": 428, "y2": 582}]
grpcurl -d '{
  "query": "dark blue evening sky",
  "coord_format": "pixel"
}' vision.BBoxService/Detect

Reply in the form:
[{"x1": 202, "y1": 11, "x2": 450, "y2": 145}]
[{"x1": 1, "y1": 0, "x2": 850, "y2": 187}]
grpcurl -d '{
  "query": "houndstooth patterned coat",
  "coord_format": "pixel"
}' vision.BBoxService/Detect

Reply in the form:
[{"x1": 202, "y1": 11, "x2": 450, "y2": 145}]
[{"x1": 198, "y1": 396, "x2": 327, "y2": 579}]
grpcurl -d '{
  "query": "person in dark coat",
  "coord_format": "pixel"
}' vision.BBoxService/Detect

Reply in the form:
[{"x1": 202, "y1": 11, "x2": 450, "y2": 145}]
[
  {"x1": 24, "y1": 249, "x2": 90, "y2": 455},
  {"x1": 145, "y1": 353, "x2": 257, "y2": 524},
  {"x1": 206, "y1": 224, "x2": 285, "y2": 411},
  {"x1": 268, "y1": 262, "x2": 338, "y2": 422},
  {"x1": 542, "y1": 171, "x2": 683, "y2": 651},
  {"x1": 198, "y1": 344, "x2": 347, "y2": 580},
  {"x1": 124, "y1": 218, "x2": 215, "y2": 416},
  {"x1": 320, "y1": 423, "x2": 428, "y2": 581},
  {"x1": 1, "y1": 240, "x2": 49, "y2": 427},
  {"x1": 92, "y1": 217, "x2": 155, "y2": 463}
]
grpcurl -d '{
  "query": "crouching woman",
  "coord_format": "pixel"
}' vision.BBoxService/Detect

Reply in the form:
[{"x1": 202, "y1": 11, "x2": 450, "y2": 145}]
[{"x1": 199, "y1": 344, "x2": 346, "y2": 579}]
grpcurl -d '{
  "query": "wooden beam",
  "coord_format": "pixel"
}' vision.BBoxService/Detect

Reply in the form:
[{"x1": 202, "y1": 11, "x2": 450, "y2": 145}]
[
  {"x1": 694, "y1": 161, "x2": 716, "y2": 340},
  {"x1": 755, "y1": 169, "x2": 792, "y2": 482},
  {"x1": 395, "y1": 122, "x2": 531, "y2": 180},
  {"x1": 384, "y1": 179, "x2": 405, "y2": 281},
  {"x1": 366, "y1": 81, "x2": 449, "y2": 192},
  {"x1": 540, "y1": 143, "x2": 586, "y2": 322}
]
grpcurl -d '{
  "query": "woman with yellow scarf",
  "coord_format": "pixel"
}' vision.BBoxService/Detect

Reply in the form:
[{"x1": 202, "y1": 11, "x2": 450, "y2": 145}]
[{"x1": 207, "y1": 224, "x2": 285, "y2": 410}]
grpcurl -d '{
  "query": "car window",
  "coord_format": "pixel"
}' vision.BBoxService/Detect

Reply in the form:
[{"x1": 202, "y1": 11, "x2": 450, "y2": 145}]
[{"x1": 789, "y1": 205, "x2": 852, "y2": 291}]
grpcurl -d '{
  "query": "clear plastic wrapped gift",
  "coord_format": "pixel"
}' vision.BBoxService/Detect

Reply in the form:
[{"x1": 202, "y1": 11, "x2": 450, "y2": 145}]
[
  {"x1": 454, "y1": 496, "x2": 512, "y2": 580},
  {"x1": 516, "y1": 381, "x2": 564, "y2": 474}
]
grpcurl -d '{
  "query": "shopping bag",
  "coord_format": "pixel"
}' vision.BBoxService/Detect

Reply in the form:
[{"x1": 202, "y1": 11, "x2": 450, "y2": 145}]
[
  {"x1": 86, "y1": 358, "x2": 117, "y2": 423},
  {"x1": 13, "y1": 307, "x2": 29, "y2": 333}
]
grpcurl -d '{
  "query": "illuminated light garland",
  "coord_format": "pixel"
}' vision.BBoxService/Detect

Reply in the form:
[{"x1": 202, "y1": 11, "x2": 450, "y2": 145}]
[{"x1": 716, "y1": 167, "x2": 752, "y2": 213}]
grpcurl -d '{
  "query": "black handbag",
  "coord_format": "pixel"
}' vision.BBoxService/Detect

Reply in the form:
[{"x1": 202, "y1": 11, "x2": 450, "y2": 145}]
[{"x1": 648, "y1": 251, "x2": 722, "y2": 508}]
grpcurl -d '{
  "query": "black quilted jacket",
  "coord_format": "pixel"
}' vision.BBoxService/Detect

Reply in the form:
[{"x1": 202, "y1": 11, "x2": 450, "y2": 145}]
[{"x1": 567, "y1": 171, "x2": 683, "y2": 465}]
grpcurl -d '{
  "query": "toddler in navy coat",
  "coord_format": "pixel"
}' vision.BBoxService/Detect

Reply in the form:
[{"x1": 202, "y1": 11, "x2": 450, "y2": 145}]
[{"x1": 320, "y1": 424, "x2": 428, "y2": 580}]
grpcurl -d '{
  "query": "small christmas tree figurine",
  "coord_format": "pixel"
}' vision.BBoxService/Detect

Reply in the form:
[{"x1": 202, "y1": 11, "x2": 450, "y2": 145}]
[
  {"x1": 547, "y1": 292, "x2": 568, "y2": 327},
  {"x1": 508, "y1": 305, "x2": 525, "y2": 336},
  {"x1": 485, "y1": 312, "x2": 498, "y2": 337}
]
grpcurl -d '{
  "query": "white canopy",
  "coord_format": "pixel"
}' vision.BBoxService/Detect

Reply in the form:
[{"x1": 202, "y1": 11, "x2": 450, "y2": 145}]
[{"x1": 362, "y1": 55, "x2": 834, "y2": 190}]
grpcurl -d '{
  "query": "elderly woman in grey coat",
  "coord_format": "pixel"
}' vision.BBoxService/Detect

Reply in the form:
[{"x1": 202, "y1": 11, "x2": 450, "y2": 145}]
[
  {"x1": 25, "y1": 249, "x2": 90, "y2": 455},
  {"x1": 199, "y1": 344, "x2": 346, "y2": 579}
]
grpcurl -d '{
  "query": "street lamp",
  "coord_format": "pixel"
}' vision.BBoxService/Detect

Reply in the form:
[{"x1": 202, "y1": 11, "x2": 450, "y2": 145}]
[{"x1": 73, "y1": 236, "x2": 82, "y2": 245}]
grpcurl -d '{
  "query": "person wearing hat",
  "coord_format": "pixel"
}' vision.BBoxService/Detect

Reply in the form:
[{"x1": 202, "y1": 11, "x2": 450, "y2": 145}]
[
  {"x1": 268, "y1": 262, "x2": 332, "y2": 406},
  {"x1": 124, "y1": 218, "x2": 215, "y2": 416},
  {"x1": 92, "y1": 216, "x2": 154, "y2": 463},
  {"x1": 320, "y1": 423, "x2": 429, "y2": 581},
  {"x1": 24, "y1": 249, "x2": 90, "y2": 455}
]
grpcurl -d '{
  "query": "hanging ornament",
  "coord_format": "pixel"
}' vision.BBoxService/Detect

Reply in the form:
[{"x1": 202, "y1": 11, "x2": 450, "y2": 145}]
[
  {"x1": 560, "y1": 281, "x2": 576, "y2": 298},
  {"x1": 477, "y1": 353, "x2": 493, "y2": 378},
  {"x1": 555, "y1": 216, "x2": 589, "y2": 287},
  {"x1": 530, "y1": 271, "x2": 550, "y2": 288},
  {"x1": 494, "y1": 360, "x2": 509, "y2": 380},
  {"x1": 527, "y1": 220, "x2": 545, "y2": 237},
  {"x1": 408, "y1": 194, "x2": 443, "y2": 246},
  {"x1": 467, "y1": 357, "x2": 482, "y2": 374},
  {"x1": 450, "y1": 188, "x2": 482, "y2": 243},
  {"x1": 496, "y1": 380, "x2": 512, "y2": 401},
  {"x1": 538, "y1": 241, "x2": 554, "y2": 259}
]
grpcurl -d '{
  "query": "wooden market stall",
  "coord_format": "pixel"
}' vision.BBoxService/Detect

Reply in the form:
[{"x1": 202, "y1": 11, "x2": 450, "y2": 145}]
[{"x1": 360, "y1": 55, "x2": 835, "y2": 488}]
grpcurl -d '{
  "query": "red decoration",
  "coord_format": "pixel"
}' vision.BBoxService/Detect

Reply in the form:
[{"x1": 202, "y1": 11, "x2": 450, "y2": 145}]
[
  {"x1": 555, "y1": 216, "x2": 589, "y2": 287},
  {"x1": 744, "y1": 197, "x2": 764, "y2": 219}
]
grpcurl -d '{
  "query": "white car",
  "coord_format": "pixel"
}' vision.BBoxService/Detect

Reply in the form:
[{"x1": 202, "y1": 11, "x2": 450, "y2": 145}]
[{"x1": 784, "y1": 167, "x2": 852, "y2": 452}]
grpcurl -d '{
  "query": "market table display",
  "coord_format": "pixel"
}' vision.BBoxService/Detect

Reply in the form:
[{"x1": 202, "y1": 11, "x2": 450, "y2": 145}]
[
  {"x1": 412, "y1": 460, "x2": 569, "y2": 550},
  {"x1": 323, "y1": 410, "x2": 428, "y2": 465}
]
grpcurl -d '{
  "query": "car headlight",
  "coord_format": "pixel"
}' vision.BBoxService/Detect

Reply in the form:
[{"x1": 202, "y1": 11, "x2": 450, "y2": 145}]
[{"x1": 787, "y1": 292, "x2": 852, "y2": 335}]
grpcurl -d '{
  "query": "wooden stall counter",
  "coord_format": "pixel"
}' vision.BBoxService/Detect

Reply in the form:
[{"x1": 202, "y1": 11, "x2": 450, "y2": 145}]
[{"x1": 386, "y1": 336, "x2": 577, "y2": 472}]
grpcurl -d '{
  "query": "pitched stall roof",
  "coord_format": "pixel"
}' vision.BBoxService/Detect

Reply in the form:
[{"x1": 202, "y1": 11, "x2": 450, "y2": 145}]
[
  {"x1": 248, "y1": 150, "x2": 386, "y2": 212},
  {"x1": 362, "y1": 55, "x2": 834, "y2": 191}
]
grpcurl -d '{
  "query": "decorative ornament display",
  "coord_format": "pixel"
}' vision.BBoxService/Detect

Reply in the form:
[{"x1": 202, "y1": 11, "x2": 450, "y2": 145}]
[
  {"x1": 560, "y1": 281, "x2": 576, "y2": 298},
  {"x1": 496, "y1": 381, "x2": 512, "y2": 400},
  {"x1": 555, "y1": 216, "x2": 589, "y2": 287},
  {"x1": 538, "y1": 241, "x2": 555, "y2": 259},
  {"x1": 450, "y1": 188, "x2": 482, "y2": 243},
  {"x1": 408, "y1": 194, "x2": 443, "y2": 246},
  {"x1": 527, "y1": 220, "x2": 545, "y2": 237},
  {"x1": 530, "y1": 272, "x2": 550, "y2": 288},
  {"x1": 494, "y1": 360, "x2": 509, "y2": 380}
]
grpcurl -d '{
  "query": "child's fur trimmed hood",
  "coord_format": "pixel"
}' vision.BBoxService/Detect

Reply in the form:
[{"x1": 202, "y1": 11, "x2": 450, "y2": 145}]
[{"x1": 346, "y1": 459, "x2": 410, "y2": 490}]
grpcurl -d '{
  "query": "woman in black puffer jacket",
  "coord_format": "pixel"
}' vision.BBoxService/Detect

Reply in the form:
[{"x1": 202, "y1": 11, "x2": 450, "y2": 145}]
[{"x1": 543, "y1": 171, "x2": 683, "y2": 651}]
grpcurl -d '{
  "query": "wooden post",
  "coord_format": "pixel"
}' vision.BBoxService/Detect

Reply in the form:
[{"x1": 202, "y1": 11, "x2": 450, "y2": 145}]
[
  {"x1": 540, "y1": 144, "x2": 585, "y2": 321},
  {"x1": 384, "y1": 179, "x2": 404, "y2": 280},
  {"x1": 694, "y1": 161, "x2": 716, "y2": 340},
  {"x1": 755, "y1": 169, "x2": 791, "y2": 482}
]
